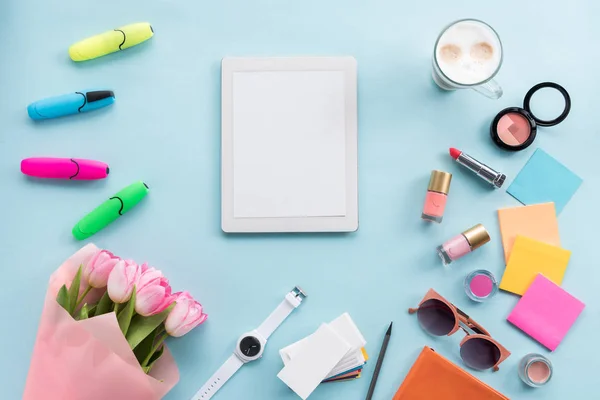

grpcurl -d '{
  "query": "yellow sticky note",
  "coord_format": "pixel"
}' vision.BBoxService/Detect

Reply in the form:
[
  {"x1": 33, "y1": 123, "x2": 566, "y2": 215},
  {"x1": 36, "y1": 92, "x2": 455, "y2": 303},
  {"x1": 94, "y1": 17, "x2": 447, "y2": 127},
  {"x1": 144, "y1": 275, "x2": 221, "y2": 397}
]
[
  {"x1": 361, "y1": 348, "x2": 369, "y2": 361},
  {"x1": 498, "y1": 203, "x2": 560, "y2": 263},
  {"x1": 500, "y1": 236, "x2": 571, "y2": 295}
]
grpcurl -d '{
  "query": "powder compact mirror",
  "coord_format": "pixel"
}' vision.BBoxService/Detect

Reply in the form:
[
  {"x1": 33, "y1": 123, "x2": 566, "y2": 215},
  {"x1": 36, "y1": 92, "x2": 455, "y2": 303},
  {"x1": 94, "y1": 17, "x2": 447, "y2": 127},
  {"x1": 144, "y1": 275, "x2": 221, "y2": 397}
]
[{"x1": 490, "y1": 82, "x2": 571, "y2": 151}]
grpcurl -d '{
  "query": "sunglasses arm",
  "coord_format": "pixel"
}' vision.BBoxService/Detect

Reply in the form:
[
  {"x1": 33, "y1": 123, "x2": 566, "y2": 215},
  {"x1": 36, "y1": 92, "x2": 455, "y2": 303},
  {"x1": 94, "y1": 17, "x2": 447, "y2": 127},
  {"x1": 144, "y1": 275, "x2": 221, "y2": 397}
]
[{"x1": 408, "y1": 307, "x2": 418, "y2": 314}]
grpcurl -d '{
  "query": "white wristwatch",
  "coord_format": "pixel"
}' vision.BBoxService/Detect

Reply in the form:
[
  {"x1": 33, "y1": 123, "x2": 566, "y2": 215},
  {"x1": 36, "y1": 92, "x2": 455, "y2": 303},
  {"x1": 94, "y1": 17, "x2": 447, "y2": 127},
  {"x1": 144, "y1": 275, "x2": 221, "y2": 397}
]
[{"x1": 191, "y1": 286, "x2": 306, "y2": 400}]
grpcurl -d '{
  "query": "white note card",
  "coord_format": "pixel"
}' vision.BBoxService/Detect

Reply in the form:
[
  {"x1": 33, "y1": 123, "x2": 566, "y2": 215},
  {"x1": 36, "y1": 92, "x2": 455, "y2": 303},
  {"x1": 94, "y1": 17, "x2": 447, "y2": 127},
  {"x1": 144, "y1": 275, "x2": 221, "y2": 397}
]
[
  {"x1": 232, "y1": 71, "x2": 347, "y2": 218},
  {"x1": 279, "y1": 313, "x2": 367, "y2": 379},
  {"x1": 221, "y1": 57, "x2": 358, "y2": 233},
  {"x1": 280, "y1": 313, "x2": 366, "y2": 362},
  {"x1": 277, "y1": 324, "x2": 351, "y2": 399}
]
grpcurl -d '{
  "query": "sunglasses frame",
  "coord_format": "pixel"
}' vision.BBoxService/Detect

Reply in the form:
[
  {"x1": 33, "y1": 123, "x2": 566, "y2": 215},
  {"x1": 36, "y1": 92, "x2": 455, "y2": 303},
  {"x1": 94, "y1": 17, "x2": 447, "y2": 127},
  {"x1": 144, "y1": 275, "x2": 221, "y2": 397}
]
[{"x1": 408, "y1": 288, "x2": 510, "y2": 372}]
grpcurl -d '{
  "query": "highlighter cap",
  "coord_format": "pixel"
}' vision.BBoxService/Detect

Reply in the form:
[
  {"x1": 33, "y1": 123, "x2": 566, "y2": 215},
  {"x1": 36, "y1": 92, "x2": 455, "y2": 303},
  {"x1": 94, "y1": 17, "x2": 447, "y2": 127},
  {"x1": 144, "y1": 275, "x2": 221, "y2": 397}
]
[
  {"x1": 463, "y1": 224, "x2": 491, "y2": 250},
  {"x1": 119, "y1": 22, "x2": 154, "y2": 50},
  {"x1": 427, "y1": 170, "x2": 452, "y2": 194}
]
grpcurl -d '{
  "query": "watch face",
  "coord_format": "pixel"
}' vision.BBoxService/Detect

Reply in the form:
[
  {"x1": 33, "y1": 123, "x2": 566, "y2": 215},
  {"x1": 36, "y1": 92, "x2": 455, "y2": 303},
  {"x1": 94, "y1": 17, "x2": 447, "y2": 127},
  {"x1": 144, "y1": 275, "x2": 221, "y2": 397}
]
[{"x1": 239, "y1": 336, "x2": 261, "y2": 357}]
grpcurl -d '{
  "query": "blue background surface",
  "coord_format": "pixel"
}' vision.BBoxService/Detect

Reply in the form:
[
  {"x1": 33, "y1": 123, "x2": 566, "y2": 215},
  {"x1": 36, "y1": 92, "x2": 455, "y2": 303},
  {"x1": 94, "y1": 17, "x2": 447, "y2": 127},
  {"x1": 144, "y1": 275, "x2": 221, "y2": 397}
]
[{"x1": 1, "y1": 1, "x2": 599, "y2": 399}]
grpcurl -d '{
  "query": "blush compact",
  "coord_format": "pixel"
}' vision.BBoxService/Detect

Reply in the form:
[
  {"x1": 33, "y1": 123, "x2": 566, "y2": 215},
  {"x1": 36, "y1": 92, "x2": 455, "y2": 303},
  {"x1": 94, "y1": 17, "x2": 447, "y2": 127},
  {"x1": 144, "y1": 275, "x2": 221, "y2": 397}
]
[{"x1": 490, "y1": 82, "x2": 571, "y2": 151}]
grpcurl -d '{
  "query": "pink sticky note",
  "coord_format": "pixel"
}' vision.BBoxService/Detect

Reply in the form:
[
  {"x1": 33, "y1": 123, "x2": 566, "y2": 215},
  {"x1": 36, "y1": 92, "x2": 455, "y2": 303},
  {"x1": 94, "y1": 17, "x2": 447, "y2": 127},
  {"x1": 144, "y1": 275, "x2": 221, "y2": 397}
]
[{"x1": 507, "y1": 274, "x2": 585, "y2": 351}]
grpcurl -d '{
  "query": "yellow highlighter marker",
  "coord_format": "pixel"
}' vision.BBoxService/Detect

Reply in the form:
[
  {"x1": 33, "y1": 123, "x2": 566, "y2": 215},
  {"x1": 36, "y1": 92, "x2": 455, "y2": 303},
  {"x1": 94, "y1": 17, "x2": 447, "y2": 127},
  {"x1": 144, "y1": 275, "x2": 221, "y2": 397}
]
[{"x1": 69, "y1": 22, "x2": 154, "y2": 62}]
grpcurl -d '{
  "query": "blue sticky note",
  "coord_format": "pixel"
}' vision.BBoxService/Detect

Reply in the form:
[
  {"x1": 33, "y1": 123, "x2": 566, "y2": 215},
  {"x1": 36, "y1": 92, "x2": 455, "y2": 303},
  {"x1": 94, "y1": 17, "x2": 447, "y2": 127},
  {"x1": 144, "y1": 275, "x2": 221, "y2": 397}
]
[{"x1": 507, "y1": 149, "x2": 582, "y2": 214}]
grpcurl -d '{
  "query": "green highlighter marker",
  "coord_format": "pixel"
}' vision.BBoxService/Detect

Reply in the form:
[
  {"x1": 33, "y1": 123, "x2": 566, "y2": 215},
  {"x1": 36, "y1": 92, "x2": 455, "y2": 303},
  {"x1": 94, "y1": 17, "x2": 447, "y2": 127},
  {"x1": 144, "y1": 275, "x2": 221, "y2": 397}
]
[{"x1": 72, "y1": 181, "x2": 149, "y2": 240}]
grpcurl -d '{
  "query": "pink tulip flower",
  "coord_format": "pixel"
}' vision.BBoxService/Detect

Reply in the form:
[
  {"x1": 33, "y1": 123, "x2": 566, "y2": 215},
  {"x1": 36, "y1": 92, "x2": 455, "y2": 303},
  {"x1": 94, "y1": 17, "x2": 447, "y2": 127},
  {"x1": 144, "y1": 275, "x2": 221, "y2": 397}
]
[
  {"x1": 135, "y1": 264, "x2": 175, "y2": 316},
  {"x1": 82, "y1": 250, "x2": 121, "y2": 289},
  {"x1": 165, "y1": 292, "x2": 208, "y2": 337},
  {"x1": 107, "y1": 259, "x2": 142, "y2": 304}
]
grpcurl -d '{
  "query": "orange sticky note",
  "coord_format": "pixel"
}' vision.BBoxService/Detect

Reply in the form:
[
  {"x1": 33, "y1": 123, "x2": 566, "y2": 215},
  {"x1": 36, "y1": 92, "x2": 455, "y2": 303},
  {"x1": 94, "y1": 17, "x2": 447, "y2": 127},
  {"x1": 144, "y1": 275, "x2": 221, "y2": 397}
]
[
  {"x1": 497, "y1": 203, "x2": 560, "y2": 263},
  {"x1": 500, "y1": 236, "x2": 571, "y2": 295}
]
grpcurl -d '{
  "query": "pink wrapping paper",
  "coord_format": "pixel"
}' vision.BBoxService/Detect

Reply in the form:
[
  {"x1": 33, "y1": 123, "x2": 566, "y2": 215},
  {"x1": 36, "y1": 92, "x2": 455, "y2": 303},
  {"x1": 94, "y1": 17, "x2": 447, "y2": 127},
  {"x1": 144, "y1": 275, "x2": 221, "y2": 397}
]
[{"x1": 23, "y1": 244, "x2": 179, "y2": 400}]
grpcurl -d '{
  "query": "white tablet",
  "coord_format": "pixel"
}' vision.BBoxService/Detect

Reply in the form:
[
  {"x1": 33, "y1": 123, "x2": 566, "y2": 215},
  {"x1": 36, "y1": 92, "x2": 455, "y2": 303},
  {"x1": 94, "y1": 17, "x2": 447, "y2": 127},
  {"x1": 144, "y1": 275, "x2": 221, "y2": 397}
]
[{"x1": 221, "y1": 57, "x2": 358, "y2": 233}]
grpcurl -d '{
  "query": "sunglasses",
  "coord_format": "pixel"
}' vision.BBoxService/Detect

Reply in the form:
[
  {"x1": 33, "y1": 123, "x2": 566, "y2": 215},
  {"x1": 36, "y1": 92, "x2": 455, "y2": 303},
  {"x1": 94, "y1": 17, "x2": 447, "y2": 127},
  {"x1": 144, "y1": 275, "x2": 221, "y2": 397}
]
[{"x1": 408, "y1": 289, "x2": 510, "y2": 371}]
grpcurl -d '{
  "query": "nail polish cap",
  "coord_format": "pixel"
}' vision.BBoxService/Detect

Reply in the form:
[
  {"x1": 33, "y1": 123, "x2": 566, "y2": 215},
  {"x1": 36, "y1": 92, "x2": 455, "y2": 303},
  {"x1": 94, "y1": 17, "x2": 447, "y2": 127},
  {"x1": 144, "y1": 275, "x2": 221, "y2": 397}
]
[
  {"x1": 463, "y1": 224, "x2": 491, "y2": 250},
  {"x1": 428, "y1": 170, "x2": 452, "y2": 194}
]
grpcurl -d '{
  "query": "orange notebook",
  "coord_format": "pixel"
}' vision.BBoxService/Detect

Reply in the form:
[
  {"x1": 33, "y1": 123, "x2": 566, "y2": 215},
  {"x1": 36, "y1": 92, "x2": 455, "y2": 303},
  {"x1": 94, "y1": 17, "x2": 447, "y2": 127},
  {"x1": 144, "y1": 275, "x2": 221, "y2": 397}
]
[{"x1": 393, "y1": 347, "x2": 509, "y2": 400}]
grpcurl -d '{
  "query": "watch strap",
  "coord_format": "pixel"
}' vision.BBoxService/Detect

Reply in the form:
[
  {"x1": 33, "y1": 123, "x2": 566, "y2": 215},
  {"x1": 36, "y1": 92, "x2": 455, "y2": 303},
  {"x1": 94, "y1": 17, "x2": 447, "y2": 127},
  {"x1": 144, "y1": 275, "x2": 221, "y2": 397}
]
[
  {"x1": 256, "y1": 287, "x2": 305, "y2": 339},
  {"x1": 191, "y1": 354, "x2": 244, "y2": 400}
]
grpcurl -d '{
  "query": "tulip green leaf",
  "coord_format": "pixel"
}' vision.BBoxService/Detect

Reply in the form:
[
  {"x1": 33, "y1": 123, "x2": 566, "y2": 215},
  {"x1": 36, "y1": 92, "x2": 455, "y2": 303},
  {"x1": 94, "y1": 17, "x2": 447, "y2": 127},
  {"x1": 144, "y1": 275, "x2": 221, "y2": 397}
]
[
  {"x1": 134, "y1": 328, "x2": 157, "y2": 364},
  {"x1": 143, "y1": 344, "x2": 165, "y2": 374},
  {"x1": 127, "y1": 303, "x2": 175, "y2": 349},
  {"x1": 56, "y1": 285, "x2": 69, "y2": 311},
  {"x1": 67, "y1": 266, "x2": 83, "y2": 315},
  {"x1": 87, "y1": 304, "x2": 97, "y2": 318},
  {"x1": 77, "y1": 303, "x2": 89, "y2": 320},
  {"x1": 95, "y1": 291, "x2": 114, "y2": 316},
  {"x1": 117, "y1": 287, "x2": 136, "y2": 336}
]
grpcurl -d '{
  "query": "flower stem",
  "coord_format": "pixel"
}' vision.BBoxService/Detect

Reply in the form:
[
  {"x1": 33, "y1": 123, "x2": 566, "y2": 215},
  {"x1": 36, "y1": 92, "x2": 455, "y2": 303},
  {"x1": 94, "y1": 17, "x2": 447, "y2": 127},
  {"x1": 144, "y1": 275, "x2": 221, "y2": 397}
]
[
  {"x1": 142, "y1": 332, "x2": 168, "y2": 368},
  {"x1": 114, "y1": 303, "x2": 120, "y2": 315},
  {"x1": 74, "y1": 286, "x2": 92, "y2": 311}
]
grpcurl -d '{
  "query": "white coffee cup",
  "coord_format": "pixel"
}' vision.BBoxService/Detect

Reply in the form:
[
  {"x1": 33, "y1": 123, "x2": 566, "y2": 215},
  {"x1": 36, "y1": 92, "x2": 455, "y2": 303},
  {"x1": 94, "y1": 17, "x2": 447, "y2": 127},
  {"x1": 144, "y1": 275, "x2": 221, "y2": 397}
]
[{"x1": 432, "y1": 19, "x2": 503, "y2": 99}]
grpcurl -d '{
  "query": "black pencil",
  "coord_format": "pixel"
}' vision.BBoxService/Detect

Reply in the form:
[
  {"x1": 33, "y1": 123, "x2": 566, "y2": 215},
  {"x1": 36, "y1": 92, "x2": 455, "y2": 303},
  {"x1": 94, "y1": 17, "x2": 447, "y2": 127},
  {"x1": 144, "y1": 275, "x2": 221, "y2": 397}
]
[{"x1": 365, "y1": 322, "x2": 393, "y2": 400}]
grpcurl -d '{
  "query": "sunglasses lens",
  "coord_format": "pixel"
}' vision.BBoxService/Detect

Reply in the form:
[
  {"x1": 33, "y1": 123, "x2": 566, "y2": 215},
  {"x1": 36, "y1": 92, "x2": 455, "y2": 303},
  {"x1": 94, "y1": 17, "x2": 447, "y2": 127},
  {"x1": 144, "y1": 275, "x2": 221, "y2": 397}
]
[
  {"x1": 416, "y1": 299, "x2": 455, "y2": 336},
  {"x1": 460, "y1": 337, "x2": 501, "y2": 370}
]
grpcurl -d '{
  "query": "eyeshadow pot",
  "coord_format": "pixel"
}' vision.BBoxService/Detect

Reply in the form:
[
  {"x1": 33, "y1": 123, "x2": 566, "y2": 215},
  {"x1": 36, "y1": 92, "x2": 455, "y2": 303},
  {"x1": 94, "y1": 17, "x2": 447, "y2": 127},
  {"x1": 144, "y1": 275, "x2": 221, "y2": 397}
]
[
  {"x1": 464, "y1": 270, "x2": 498, "y2": 302},
  {"x1": 518, "y1": 353, "x2": 553, "y2": 387},
  {"x1": 490, "y1": 82, "x2": 571, "y2": 151}
]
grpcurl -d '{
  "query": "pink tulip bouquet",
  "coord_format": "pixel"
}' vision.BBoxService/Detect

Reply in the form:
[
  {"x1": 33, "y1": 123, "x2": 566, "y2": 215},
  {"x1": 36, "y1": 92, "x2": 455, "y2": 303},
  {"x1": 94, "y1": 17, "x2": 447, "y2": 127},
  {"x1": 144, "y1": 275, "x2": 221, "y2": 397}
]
[{"x1": 24, "y1": 244, "x2": 207, "y2": 400}]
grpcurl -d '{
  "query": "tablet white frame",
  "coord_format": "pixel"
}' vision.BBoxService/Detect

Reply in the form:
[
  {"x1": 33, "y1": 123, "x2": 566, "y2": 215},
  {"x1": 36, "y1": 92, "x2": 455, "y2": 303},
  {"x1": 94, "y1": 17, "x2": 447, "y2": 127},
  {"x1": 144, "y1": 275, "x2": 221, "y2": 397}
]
[{"x1": 221, "y1": 57, "x2": 358, "y2": 233}]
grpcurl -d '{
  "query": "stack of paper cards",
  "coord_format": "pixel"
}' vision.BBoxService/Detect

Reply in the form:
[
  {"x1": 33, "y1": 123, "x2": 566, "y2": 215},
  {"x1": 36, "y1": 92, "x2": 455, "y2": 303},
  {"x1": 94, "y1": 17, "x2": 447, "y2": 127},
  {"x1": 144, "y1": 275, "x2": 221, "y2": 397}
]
[
  {"x1": 497, "y1": 150, "x2": 586, "y2": 350},
  {"x1": 277, "y1": 313, "x2": 367, "y2": 399},
  {"x1": 508, "y1": 274, "x2": 585, "y2": 350}
]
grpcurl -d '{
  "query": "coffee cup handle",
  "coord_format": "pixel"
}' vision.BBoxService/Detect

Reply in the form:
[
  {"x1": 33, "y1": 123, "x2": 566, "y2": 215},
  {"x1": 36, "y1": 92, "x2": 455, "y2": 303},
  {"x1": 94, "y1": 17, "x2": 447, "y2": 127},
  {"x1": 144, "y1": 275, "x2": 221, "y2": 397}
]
[{"x1": 472, "y1": 79, "x2": 503, "y2": 99}]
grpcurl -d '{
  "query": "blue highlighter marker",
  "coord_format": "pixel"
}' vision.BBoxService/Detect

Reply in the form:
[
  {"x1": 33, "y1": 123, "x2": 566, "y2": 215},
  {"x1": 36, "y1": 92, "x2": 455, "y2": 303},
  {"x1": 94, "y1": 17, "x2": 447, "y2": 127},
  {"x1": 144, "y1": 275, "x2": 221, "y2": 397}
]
[{"x1": 27, "y1": 90, "x2": 115, "y2": 120}]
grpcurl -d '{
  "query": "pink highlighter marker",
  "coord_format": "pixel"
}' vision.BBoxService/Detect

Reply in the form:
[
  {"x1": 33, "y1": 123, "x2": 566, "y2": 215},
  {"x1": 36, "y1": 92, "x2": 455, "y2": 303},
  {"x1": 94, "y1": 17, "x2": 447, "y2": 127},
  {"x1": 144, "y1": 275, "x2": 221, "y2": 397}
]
[{"x1": 21, "y1": 157, "x2": 109, "y2": 180}]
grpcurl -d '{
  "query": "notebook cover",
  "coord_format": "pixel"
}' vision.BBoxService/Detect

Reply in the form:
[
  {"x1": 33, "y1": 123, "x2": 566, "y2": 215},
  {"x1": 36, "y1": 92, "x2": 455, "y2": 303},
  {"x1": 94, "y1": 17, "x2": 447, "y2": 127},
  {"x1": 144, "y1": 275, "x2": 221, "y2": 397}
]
[{"x1": 393, "y1": 347, "x2": 509, "y2": 400}]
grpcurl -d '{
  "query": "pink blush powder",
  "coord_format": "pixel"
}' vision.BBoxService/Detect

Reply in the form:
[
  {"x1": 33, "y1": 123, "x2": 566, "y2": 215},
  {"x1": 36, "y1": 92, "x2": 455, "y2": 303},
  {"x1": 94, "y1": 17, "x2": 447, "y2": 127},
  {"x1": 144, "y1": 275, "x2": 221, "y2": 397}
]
[
  {"x1": 496, "y1": 112, "x2": 531, "y2": 146},
  {"x1": 470, "y1": 274, "x2": 493, "y2": 297}
]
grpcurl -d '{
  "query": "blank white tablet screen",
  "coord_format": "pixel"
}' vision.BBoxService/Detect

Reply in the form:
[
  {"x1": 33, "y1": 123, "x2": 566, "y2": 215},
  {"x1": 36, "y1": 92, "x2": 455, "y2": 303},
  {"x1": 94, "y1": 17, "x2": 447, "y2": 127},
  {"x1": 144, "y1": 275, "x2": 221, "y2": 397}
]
[{"x1": 232, "y1": 70, "x2": 347, "y2": 218}]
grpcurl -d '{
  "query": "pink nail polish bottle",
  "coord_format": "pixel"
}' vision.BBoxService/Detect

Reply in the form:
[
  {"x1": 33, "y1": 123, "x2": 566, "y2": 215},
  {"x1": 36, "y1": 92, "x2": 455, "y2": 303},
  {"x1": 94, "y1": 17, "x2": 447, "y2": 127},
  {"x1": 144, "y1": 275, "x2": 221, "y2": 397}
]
[
  {"x1": 437, "y1": 224, "x2": 491, "y2": 266},
  {"x1": 421, "y1": 170, "x2": 452, "y2": 223}
]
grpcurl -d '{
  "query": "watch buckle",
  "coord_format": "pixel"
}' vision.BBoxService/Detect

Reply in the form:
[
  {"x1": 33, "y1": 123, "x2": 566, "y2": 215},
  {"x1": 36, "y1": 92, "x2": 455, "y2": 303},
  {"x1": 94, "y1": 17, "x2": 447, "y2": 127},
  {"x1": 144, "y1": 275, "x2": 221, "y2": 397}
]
[{"x1": 292, "y1": 286, "x2": 307, "y2": 299}]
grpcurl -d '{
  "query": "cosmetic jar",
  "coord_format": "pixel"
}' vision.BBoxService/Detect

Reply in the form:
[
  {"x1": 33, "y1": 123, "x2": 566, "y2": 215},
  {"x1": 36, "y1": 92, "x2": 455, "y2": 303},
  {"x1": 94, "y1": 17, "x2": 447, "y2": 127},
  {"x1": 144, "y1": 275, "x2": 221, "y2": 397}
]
[
  {"x1": 464, "y1": 270, "x2": 498, "y2": 302},
  {"x1": 518, "y1": 353, "x2": 552, "y2": 387}
]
